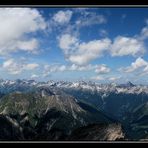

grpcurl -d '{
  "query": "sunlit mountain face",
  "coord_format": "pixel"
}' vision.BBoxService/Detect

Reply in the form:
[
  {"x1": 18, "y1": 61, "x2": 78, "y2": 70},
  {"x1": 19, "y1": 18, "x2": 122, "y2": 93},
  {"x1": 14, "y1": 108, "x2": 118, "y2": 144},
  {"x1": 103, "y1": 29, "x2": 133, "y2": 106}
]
[{"x1": 0, "y1": 7, "x2": 148, "y2": 141}]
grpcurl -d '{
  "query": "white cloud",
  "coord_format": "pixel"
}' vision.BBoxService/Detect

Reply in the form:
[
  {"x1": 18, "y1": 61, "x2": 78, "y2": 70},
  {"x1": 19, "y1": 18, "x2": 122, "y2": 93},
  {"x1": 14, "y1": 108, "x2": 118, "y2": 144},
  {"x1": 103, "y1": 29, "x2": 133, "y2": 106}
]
[
  {"x1": 25, "y1": 63, "x2": 39, "y2": 70},
  {"x1": 110, "y1": 36, "x2": 145, "y2": 57},
  {"x1": 43, "y1": 64, "x2": 65, "y2": 77},
  {"x1": 70, "y1": 39, "x2": 111, "y2": 65},
  {"x1": 43, "y1": 64, "x2": 66, "y2": 77},
  {"x1": 2, "y1": 59, "x2": 39, "y2": 75},
  {"x1": 95, "y1": 64, "x2": 110, "y2": 74},
  {"x1": 31, "y1": 74, "x2": 39, "y2": 79},
  {"x1": 135, "y1": 19, "x2": 148, "y2": 41},
  {"x1": 2, "y1": 59, "x2": 22, "y2": 75},
  {"x1": 1, "y1": 39, "x2": 39, "y2": 55},
  {"x1": 58, "y1": 34, "x2": 111, "y2": 65},
  {"x1": 58, "y1": 18, "x2": 147, "y2": 61},
  {"x1": 51, "y1": 10, "x2": 107, "y2": 41},
  {"x1": 53, "y1": 10, "x2": 72, "y2": 24},
  {"x1": 108, "y1": 77, "x2": 120, "y2": 81},
  {"x1": 58, "y1": 65, "x2": 67, "y2": 71},
  {"x1": 73, "y1": 8, "x2": 90, "y2": 13},
  {"x1": 99, "y1": 29, "x2": 108, "y2": 37},
  {"x1": 75, "y1": 12, "x2": 106, "y2": 28},
  {"x1": 0, "y1": 8, "x2": 46, "y2": 56},
  {"x1": 16, "y1": 39, "x2": 39, "y2": 53},
  {"x1": 43, "y1": 63, "x2": 111, "y2": 77},
  {"x1": 138, "y1": 19, "x2": 148, "y2": 40},
  {"x1": 140, "y1": 27, "x2": 148, "y2": 40},
  {"x1": 69, "y1": 64, "x2": 94, "y2": 71},
  {"x1": 91, "y1": 76, "x2": 104, "y2": 81},
  {"x1": 58, "y1": 34, "x2": 78, "y2": 53},
  {"x1": 120, "y1": 57, "x2": 148, "y2": 73},
  {"x1": 143, "y1": 65, "x2": 148, "y2": 72}
]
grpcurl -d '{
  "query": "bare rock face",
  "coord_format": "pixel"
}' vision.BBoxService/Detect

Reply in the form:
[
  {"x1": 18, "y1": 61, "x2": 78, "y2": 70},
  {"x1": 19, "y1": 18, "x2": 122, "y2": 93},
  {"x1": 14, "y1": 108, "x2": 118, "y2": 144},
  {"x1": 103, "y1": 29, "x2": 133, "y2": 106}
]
[
  {"x1": 68, "y1": 123, "x2": 125, "y2": 141},
  {"x1": 104, "y1": 123, "x2": 124, "y2": 140}
]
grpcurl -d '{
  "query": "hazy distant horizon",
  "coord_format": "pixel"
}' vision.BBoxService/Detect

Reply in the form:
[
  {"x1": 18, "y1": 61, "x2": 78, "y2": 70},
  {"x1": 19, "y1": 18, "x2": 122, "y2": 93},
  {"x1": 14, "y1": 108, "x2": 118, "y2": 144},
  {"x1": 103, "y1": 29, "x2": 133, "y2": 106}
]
[{"x1": 0, "y1": 78, "x2": 148, "y2": 86}]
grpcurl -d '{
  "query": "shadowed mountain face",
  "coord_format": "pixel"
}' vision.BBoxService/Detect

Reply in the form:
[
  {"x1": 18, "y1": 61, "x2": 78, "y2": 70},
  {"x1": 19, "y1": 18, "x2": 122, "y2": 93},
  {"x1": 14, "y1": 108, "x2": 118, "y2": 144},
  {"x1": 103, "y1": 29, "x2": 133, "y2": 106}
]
[
  {"x1": 123, "y1": 102, "x2": 148, "y2": 141},
  {"x1": 0, "y1": 79, "x2": 148, "y2": 141},
  {"x1": 68, "y1": 123, "x2": 124, "y2": 141},
  {"x1": 0, "y1": 115, "x2": 24, "y2": 140},
  {"x1": 0, "y1": 84, "x2": 124, "y2": 140}
]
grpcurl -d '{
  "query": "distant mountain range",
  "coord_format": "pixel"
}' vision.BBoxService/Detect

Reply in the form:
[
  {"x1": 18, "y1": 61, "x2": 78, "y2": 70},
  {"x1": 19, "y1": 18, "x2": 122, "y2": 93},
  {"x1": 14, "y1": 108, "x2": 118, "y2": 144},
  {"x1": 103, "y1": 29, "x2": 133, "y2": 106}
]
[{"x1": 0, "y1": 79, "x2": 148, "y2": 141}]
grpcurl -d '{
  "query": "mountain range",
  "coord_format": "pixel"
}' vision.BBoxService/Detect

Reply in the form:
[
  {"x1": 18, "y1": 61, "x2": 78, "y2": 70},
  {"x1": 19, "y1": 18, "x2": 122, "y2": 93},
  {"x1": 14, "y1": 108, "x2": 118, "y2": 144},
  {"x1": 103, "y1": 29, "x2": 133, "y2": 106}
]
[{"x1": 0, "y1": 79, "x2": 148, "y2": 141}]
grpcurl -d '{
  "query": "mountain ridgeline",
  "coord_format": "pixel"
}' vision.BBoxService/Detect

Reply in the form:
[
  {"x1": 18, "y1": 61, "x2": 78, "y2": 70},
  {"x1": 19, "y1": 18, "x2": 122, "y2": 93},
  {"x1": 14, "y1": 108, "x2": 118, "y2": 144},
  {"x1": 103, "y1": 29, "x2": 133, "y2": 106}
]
[{"x1": 0, "y1": 79, "x2": 148, "y2": 141}]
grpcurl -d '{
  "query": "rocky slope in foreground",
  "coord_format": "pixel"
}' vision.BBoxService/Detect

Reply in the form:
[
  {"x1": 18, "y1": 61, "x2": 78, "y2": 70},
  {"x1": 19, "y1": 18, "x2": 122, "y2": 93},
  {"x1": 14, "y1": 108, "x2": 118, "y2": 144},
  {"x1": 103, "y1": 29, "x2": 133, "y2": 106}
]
[
  {"x1": 0, "y1": 87, "x2": 125, "y2": 141},
  {"x1": 69, "y1": 123, "x2": 124, "y2": 141}
]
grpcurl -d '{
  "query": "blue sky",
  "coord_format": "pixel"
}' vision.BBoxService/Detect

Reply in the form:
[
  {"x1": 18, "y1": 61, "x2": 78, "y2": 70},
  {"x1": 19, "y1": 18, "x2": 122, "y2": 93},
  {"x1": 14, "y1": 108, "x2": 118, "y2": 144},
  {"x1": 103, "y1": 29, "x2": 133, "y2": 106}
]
[{"x1": 0, "y1": 8, "x2": 148, "y2": 84}]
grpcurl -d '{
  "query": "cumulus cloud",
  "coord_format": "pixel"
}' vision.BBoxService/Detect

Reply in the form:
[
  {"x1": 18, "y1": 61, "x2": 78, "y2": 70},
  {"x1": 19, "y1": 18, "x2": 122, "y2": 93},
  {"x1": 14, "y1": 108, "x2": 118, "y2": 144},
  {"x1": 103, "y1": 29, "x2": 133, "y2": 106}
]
[
  {"x1": 53, "y1": 10, "x2": 73, "y2": 24},
  {"x1": 31, "y1": 74, "x2": 39, "y2": 79},
  {"x1": 143, "y1": 67, "x2": 148, "y2": 75},
  {"x1": 140, "y1": 26, "x2": 148, "y2": 40},
  {"x1": 69, "y1": 39, "x2": 111, "y2": 65},
  {"x1": 58, "y1": 34, "x2": 78, "y2": 53},
  {"x1": 43, "y1": 64, "x2": 90, "y2": 75},
  {"x1": 69, "y1": 64, "x2": 95, "y2": 71},
  {"x1": 58, "y1": 34, "x2": 111, "y2": 65},
  {"x1": 55, "y1": 10, "x2": 147, "y2": 63},
  {"x1": 2, "y1": 59, "x2": 21, "y2": 75},
  {"x1": 108, "y1": 76, "x2": 121, "y2": 81},
  {"x1": 55, "y1": 10, "x2": 148, "y2": 65},
  {"x1": 43, "y1": 64, "x2": 66, "y2": 77},
  {"x1": 43, "y1": 63, "x2": 110, "y2": 77},
  {"x1": 2, "y1": 59, "x2": 39, "y2": 75},
  {"x1": 95, "y1": 64, "x2": 110, "y2": 74},
  {"x1": 25, "y1": 63, "x2": 39, "y2": 70},
  {"x1": 120, "y1": 57, "x2": 148, "y2": 73},
  {"x1": 99, "y1": 29, "x2": 108, "y2": 37},
  {"x1": 44, "y1": 64, "x2": 66, "y2": 73},
  {"x1": 137, "y1": 19, "x2": 148, "y2": 41},
  {"x1": 90, "y1": 76, "x2": 104, "y2": 81},
  {"x1": 0, "y1": 8, "x2": 46, "y2": 56},
  {"x1": 110, "y1": 36, "x2": 145, "y2": 57},
  {"x1": 49, "y1": 9, "x2": 107, "y2": 40},
  {"x1": 1, "y1": 39, "x2": 39, "y2": 55},
  {"x1": 59, "y1": 33, "x2": 146, "y2": 66},
  {"x1": 75, "y1": 12, "x2": 107, "y2": 28},
  {"x1": 16, "y1": 39, "x2": 39, "y2": 53}
]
